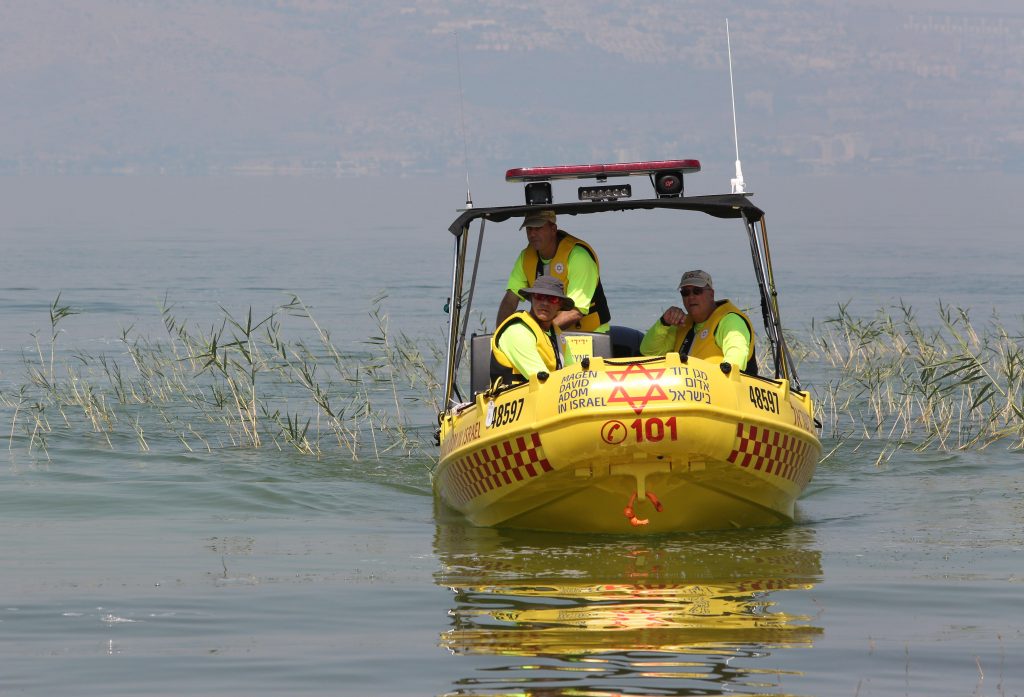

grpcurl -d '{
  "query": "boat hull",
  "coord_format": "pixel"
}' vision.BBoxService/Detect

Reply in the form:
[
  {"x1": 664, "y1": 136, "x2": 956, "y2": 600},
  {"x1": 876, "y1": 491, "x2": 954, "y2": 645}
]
[{"x1": 434, "y1": 352, "x2": 820, "y2": 534}]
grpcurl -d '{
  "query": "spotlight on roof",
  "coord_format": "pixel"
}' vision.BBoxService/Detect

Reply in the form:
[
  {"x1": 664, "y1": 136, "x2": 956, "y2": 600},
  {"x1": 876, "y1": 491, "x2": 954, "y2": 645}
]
[
  {"x1": 578, "y1": 184, "x2": 632, "y2": 202},
  {"x1": 654, "y1": 171, "x2": 684, "y2": 198},
  {"x1": 524, "y1": 182, "x2": 553, "y2": 205}
]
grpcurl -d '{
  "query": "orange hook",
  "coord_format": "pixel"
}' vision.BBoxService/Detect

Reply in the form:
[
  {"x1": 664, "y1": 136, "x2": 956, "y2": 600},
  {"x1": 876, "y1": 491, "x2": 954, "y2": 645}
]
[
  {"x1": 646, "y1": 490, "x2": 663, "y2": 512},
  {"x1": 623, "y1": 491, "x2": 649, "y2": 526}
]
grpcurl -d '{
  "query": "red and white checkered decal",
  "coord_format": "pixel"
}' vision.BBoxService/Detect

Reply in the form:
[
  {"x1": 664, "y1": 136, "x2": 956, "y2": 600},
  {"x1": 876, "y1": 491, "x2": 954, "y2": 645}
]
[
  {"x1": 441, "y1": 432, "x2": 553, "y2": 506},
  {"x1": 726, "y1": 423, "x2": 815, "y2": 486}
]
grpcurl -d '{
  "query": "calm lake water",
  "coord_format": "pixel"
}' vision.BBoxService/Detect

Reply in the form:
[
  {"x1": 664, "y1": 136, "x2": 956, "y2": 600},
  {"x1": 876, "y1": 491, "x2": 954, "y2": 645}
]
[{"x1": 1, "y1": 174, "x2": 1022, "y2": 696}]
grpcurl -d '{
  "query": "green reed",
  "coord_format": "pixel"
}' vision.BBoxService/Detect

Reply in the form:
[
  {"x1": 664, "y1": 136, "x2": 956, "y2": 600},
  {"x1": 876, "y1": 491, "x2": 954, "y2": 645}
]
[
  {"x1": 802, "y1": 301, "x2": 1024, "y2": 454},
  {"x1": 1, "y1": 294, "x2": 445, "y2": 463},
  {"x1": 4, "y1": 295, "x2": 1020, "y2": 464}
]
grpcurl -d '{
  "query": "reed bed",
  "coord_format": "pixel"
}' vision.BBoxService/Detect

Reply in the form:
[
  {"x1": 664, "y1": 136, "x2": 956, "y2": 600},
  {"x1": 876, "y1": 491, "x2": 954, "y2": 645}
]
[
  {"x1": 2, "y1": 296, "x2": 1021, "y2": 463},
  {"x1": 800, "y1": 301, "x2": 1024, "y2": 456},
  {"x1": 1, "y1": 294, "x2": 444, "y2": 463}
]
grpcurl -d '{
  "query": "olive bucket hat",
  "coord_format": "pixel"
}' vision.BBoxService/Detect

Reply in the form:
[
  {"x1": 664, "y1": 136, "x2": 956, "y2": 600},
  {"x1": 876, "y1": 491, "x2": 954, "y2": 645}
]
[{"x1": 519, "y1": 275, "x2": 575, "y2": 311}]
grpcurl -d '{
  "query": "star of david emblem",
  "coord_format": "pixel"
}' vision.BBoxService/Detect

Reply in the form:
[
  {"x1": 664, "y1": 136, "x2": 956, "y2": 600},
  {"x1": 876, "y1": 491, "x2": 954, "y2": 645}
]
[{"x1": 606, "y1": 362, "x2": 669, "y2": 415}]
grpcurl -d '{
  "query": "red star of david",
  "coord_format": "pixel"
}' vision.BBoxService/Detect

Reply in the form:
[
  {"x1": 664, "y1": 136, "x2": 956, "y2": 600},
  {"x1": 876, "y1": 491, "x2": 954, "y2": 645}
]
[{"x1": 606, "y1": 362, "x2": 669, "y2": 415}]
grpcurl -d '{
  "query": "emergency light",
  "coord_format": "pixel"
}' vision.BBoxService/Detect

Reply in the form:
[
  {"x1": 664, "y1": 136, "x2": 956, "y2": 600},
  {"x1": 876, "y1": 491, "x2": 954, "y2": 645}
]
[{"x1": 507, "y1": 159, "x2": 699, "y2": 202}]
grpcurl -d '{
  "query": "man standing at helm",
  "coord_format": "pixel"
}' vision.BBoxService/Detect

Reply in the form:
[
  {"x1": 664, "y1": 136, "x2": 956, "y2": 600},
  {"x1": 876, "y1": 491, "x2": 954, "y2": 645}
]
[
  {"x1": 495, "y1": 210, "x2": 611, "y2": 333},
  {"x1": 640, "y1": 269, "x2": 757, "y2": 375}
]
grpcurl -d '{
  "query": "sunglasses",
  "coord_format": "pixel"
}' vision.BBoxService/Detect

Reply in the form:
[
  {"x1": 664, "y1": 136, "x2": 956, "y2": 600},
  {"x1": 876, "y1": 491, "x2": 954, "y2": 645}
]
[
  {"x1": 531, "y1": 293, "x2": 563, "y2": 305},
  {"x1": 680, "y1": 286, "x2": 707, "y2": 297}
]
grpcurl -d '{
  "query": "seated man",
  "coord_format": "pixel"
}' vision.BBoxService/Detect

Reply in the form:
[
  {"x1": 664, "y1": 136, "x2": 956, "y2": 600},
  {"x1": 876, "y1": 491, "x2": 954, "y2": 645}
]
[
  {"x1": 640, "y1": 269, "x2": 757, "y2": 374},
  {"x1": 491, "y1": 275, "x2": 576, "y2": 386},
  {"x1": 496, "y1": 210, "x2": 611, "y2": 332}
]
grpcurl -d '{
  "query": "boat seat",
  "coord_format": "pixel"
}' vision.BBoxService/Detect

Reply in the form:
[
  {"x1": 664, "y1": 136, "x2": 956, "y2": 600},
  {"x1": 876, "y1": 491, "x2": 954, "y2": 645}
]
[
  {"x1": 469, "y1": 331, "x2": 614, "y2": 396},
  {"x1": 609, "y1": 325, "x2": 645, "y2": 358},
  {"x1": 470, "y1": 333, "x2": 494, "y2": 396},
  {"x1": 561, "y1": 332, "x2": 613, "y2": 361}
]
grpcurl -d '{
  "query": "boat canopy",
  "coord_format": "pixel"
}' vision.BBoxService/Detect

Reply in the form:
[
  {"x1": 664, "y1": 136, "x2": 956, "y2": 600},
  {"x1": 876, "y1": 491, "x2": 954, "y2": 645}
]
[
  {"x1": 440, "y1": 190, "x2": 800, "y2": 415},
  {"x1": 447, "y1": 194, "x2": 764, "y2": 236}
]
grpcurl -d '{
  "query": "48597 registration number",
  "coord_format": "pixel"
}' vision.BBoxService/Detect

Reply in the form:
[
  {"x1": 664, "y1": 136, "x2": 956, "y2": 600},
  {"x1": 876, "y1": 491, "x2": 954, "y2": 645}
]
[
  {"x1": 749, "y1": 385, "x2": 780, "y2": 414},
  {"x1": 486, "y1": 398, "x2": 525, "y2": 428}
]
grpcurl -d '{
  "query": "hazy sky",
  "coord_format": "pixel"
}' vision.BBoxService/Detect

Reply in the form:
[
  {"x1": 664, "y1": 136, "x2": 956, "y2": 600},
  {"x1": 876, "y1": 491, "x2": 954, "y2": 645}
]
[
  {"x1": 2, "y1": 2, "x2": 1020, "y2": 342},
  {"x1": 3, "y1": 1, "x2": 1024, "y2": 178}
]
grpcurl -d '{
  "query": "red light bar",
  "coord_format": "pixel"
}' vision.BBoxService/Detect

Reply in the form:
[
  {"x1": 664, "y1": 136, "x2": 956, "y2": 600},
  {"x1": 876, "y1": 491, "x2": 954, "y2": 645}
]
[{"x1": 506, "y1": 159, "x2": 701, "y2": 183}]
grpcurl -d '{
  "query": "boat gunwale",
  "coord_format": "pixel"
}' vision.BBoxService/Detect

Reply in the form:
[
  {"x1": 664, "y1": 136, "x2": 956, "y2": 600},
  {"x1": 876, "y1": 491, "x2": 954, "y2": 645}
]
[{"x1": 457, "y1": 355, "x2": 814, "y2": 410}]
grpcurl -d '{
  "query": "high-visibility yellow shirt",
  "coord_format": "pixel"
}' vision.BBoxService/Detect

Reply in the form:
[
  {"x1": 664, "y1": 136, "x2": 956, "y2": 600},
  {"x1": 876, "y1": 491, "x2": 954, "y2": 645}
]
[
  {"x1": 495, "y1": 318, "x2": 576, "y2": 379},
  {"x1": 506, "y1": 244, "x2": 608, "y2": 332},
  {"x1": 640, "y1": 306, "x2": 752, "y2": 368}
]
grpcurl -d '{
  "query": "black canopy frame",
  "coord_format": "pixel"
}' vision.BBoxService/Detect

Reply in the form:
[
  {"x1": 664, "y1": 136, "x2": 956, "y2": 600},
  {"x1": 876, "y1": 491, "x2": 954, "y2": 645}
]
[{"x1": 447, "y1": 194, "x2": 764, "y2": 236}]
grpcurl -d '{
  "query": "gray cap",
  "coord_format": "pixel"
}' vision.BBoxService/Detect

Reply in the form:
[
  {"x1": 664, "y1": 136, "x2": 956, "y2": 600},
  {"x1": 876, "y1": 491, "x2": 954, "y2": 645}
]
[
  {"x1": 520, "y1": 275, "x2": 575, "y2": 311},
  {"x1": 678, "y1": 269, "x2": 713, "y2": 290}
]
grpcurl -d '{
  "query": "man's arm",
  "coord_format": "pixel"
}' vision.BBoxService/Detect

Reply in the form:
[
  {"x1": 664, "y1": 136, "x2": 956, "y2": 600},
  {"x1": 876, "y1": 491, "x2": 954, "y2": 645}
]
[
  {"x1": 497, "y1": 322, "x2": 548, "y2": 378},
  {"x1": 498, "y1": 251, "x2": 529, "y2": 327},
  {"x1": 496, "y1": 290, "x2": 522, "y2": 327},
  {"x1": 716, "y1": 313, "x2": 752, "y2": 367},
  {"x1": 639, "y1": 317, "x2": 678, "y2": 356},
  {"x1": 553, "y1": 307, "x2": 584, "y2": 329}
]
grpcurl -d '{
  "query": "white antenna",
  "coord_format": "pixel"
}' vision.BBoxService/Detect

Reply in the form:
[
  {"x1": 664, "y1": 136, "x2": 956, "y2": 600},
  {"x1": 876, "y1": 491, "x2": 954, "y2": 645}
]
[
  {"x1": 726, "y1": 19, "x2": 746, "y2": 194},
  {"x1": 454, "y1": 32, "x2": 474, "y2": 208}
]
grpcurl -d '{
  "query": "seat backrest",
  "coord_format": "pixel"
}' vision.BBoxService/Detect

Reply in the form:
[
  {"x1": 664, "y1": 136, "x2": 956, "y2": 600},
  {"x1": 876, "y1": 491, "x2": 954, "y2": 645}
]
[
  {"x1": 561, "y1": 332, "x2": 613, "y2": 360},
  {"x1": 470, "y1": 333, "x2": 493, "y2": 396},
  {"x1": 609, "y1": 325, "x2": 645, "y2": 358}
]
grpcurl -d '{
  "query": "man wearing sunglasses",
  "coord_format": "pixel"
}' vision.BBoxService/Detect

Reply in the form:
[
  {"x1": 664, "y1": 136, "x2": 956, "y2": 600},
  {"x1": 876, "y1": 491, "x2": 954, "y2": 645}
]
[
  {"x1": 639, "y1": 269, "x2": 757, "y2": 375},
  {"x1": 496, "y1": 210, "x2": 611, "y2": 333},
  {"x1": 491, "y1": 275, "x2": 577, "y2": 386}
]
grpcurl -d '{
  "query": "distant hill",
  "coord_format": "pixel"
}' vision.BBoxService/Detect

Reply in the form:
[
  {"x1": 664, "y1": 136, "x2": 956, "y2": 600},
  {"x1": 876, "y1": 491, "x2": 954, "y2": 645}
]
[{"x1": 2, "y1": 1, "x2": 1022, "y2": 176}]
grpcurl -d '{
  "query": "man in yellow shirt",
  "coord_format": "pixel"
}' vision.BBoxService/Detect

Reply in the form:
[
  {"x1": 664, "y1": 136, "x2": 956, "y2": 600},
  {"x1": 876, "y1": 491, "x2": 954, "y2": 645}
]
[
  {"x1": 496, "y1": 210, "x2": 611, "y2": 333},
  {"x1": 491, "y1": 275, "x2": 576, "y2": 386},
  {"x1": 640, "y1": 270, "x2": 757, "y2": 375}
]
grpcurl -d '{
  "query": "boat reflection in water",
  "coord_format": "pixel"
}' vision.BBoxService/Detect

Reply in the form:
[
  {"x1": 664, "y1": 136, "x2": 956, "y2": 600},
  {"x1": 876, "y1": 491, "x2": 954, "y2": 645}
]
[{"x1": 434, "y1": 514, "x2": 823, "y2": 695}]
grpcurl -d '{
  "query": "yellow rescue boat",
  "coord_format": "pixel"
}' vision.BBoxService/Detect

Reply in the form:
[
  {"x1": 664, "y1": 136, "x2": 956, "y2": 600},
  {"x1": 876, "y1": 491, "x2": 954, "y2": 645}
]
[{"x1": 433, "y1": 159, "x2": 820, "y2": 533}]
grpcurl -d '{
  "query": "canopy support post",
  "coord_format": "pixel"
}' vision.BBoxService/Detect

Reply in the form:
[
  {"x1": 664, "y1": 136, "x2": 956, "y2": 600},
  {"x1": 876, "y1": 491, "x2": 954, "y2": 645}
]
[
  {"x1": 744, "y1": 214, "x2": 801, "y2": 390},
  {"x1": 451, "y1": 219, "x2": 486, "y2": 380},
  {"x1": 442, "y1": 226, "x2": 470, "y2": 411}
]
